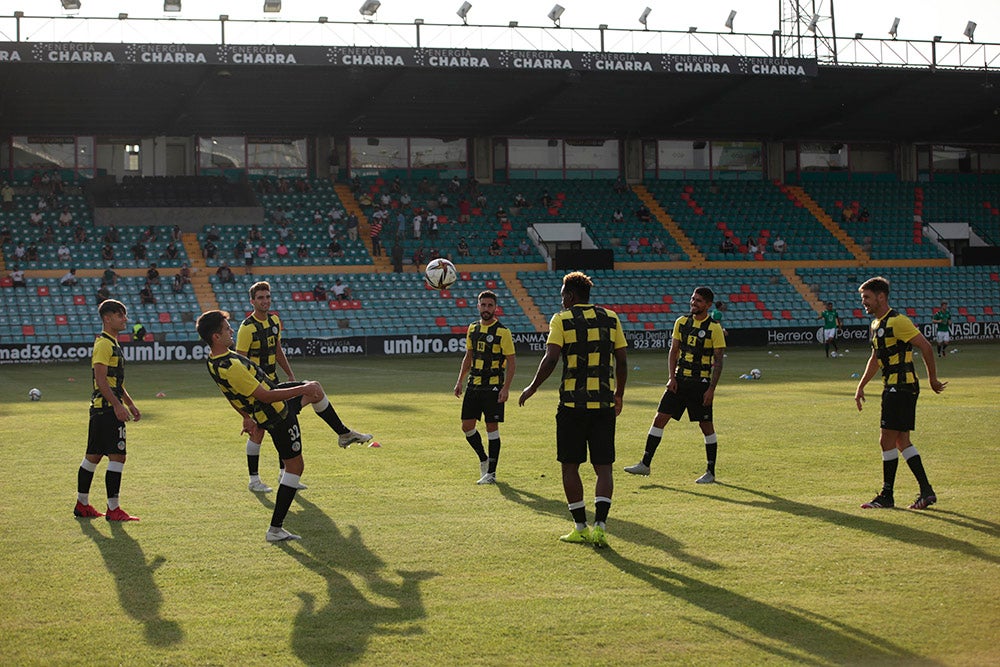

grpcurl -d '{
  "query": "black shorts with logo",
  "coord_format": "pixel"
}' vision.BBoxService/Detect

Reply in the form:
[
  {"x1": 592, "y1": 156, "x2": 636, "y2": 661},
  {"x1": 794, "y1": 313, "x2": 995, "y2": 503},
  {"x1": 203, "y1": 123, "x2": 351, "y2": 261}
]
[
  {"x1": 556, "y1": 406, "x2": 616, "y2": 465},
  {"x1": 880, "y1": 389, "x2": 918, "y2": 432},
  {"x1": 265, "y1": 391, "x2": 304, "y2": 460},
  {"x1": 658, "y1": 379, "x2": 713, "y2": 423},
  {"x1": 461, "y1": 388, "x2": 505, "y2": 423},
  {"x1": 87, "y1": 407, "x2": 127, "y2": 456}
]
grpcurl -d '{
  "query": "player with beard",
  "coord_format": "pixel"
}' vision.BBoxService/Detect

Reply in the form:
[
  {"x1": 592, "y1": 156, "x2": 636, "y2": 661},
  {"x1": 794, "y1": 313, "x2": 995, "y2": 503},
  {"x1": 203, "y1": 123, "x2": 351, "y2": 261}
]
[
  {"x1": 624, "y1": 286, "x2": 727, "y2": 483},
  {"x1": 454, "y1": 290, "x2": 516, "y2": 484}
]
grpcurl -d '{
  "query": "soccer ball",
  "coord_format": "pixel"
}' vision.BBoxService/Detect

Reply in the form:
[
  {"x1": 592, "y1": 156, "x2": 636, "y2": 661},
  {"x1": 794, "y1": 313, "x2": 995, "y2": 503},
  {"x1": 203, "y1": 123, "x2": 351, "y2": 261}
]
[
  {"x1": 28, "y1": 387, "x2": 42, "y2": 401},
  {"x1": 749, "y1": 369, "x2": 762, "y2": 380},
  {"x1": 424, "y1": 258, "x2": 458, "y2": 290}
]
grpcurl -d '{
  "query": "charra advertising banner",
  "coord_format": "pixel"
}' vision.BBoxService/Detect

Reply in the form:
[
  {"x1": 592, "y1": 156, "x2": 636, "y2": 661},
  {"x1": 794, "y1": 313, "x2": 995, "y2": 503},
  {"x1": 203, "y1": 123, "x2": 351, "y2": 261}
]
[{"x1": 0, "y1": 42, "x2": 819, "y2": 77}]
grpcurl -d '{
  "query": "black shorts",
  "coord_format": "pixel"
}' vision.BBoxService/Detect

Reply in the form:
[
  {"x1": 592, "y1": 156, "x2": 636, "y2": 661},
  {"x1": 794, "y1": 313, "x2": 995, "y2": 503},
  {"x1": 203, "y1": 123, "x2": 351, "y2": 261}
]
[
  {"x1": 87, "y1": 408, "x2": 127, "y2": 456},
  {"x1": 556, "y1": 406, "x2": 616, "y2": 465},
  {"x1": 880, "y1": 389, "x2": 918, "y2": 432},
  {"x1": 265, "y1": 389, "x2": 304, "y2": 460},
  {"x1": 461, "y1": 388, "x2": 505, "y2": 423},
  {"x1": 658, "y1": 380, "x2": 713, "y2": 423}
]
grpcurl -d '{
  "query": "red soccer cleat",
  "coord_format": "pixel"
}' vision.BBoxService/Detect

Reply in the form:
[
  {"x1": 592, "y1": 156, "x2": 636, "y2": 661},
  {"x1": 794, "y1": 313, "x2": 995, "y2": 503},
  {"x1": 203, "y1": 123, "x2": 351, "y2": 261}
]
[
  {"x1": 105, "y1": 507, "x2": 140, "y2": 522},
  {"x1": 74, "y1": 502, "x2": 104, "y2": 518}
]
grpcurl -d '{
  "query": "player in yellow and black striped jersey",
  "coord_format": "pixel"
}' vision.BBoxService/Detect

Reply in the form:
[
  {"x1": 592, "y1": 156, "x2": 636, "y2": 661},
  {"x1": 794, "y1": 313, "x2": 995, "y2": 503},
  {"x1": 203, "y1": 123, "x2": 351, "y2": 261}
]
[
  {"x1": 624, "y1": 286, "x2": 726, "y2": 484},
  {"x1": 197, "y1": 309, "x2": 372, "y2": 542},
  {"x1": 235, "y1": 281, "x2": 297, "y2": 492},
  {"x1": 854, "y1": 277, "x2": 947, "y2": 511},
  {"x1": 454, "y1": 290, "x2": 516, "y2": 484},
  {"x1": 519, "y1": 272, "x2": 627, "y2": 548},
  {"x1": 74, "y1": 299, "x2": 142, "y2": 522}
]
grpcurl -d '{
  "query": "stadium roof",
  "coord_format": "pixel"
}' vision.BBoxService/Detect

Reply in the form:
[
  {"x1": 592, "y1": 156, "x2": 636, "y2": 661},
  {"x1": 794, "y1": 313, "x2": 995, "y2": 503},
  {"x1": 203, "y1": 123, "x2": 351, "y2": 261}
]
[{"x1": 1, "y1": 46, "x2": 998, "y2": 143}]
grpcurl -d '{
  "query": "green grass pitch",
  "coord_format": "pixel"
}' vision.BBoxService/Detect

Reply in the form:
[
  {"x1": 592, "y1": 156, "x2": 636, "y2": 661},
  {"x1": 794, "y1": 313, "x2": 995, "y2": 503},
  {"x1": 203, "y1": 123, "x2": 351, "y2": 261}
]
[{"x1": 1, "y1": 344, "x2": 999, "y2": 666}]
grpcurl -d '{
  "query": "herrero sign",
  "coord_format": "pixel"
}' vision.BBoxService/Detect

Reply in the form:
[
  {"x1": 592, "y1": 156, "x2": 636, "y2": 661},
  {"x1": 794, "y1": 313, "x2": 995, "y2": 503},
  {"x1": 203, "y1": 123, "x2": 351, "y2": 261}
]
[{"x1": 0, "y1": 42, "x2": 819, "y2": 77}]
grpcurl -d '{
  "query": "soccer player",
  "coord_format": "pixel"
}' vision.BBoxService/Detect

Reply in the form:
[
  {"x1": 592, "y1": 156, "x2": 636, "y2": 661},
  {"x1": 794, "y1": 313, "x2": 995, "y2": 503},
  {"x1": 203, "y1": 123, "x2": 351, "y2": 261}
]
[
  {"x1": 74, "y1": 299, "x2": 141, "y2": 522},
  {"x1": 197, "y1": 310, "x2": 371, "y2": 541},
  {"x1": 932, "y1": 301, "x2": 952, "y2": 357},
  {"x1": 454, "y1": 290, "x2": 516, "y2": 485},
  {"x1": 623, "y1": 286, "x2": 726, "y2": 484},
  {"x1": 235, "y1": 281, "x2": 297, "y2": 493},
  {"x1": 818, "y1": 301, "x2": 841, "y2": 357},
  {"x1": 519, "y1": 272, "x2": 628, "y2": 548},
  {"x1": 854, "y1": 276, "x2": 946, "y2": 510}
]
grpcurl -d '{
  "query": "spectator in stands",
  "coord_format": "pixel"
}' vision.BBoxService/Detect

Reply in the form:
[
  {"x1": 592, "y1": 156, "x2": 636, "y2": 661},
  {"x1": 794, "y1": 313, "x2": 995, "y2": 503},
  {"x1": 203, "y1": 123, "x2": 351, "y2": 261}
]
[
  {"x1": 412, "y1": 213, "x2": 422, "y2": 241},
  {"x1": 162, "y1": 243, "x2": 179, "y2": 261},
  {"x1": 541, "y1": 190, "x2": 554, "y2": 208},
  {"x1": 379, "y1": 192, "x2": 391, "y2": 207},
  {"x1": 171, "y1": 273, "x2": 184, "y2": 294},
  {"x1": 296, "y1": 243, "x2": 308, "y2": 259},
  {"x1": 271, "y1": 207, "x2": 289, "y2": 225},
  {"x1": 449, "y1": 175, "x2": 462, "y2": 193},
  {"x1": 51, "y1": 170, "x2": 63, "y2": 194},
  {"x1": 103, "y1": 265, "x2": 119, "y2": 286},
  {"x1": 627, "y1": 237, "x2": 640, "y2": 255},
  {"x1": 428, "y1": 212, "x2": 439, "y2": 240},
  {"x1": 29, "y1": 208, "x2": 44, "y2": 226},
  {"x1": 456, "y1": 237, "x2": 471, "y2": 258},
  {"x1": 476, "y1": 192, "x2": 488, "y2": 209},
  {"x1": 395, "y1": 211, "x2": 407, "y2": 239},
  {"x1": 256, "y1": 243, "x2": 269, "y2": 261},
  {"x1": 331, "y1": 279, "x2": 352, "y2": 301},
  {"x1": 327, "y1": 239, "x2": 344, "y2": 258},
  {"x1": 170, "y1": 224, "x2": 182, "y2": 242},
  {"x1": 13, "y1": 241, "x2": 26, "y2": 261},
  {"x1": 139, "y1": 281, "x2": 156, "y2": 305},
  {"x1": 418, "y1": 178, "x2": 433, "y2": 194},
  {"x1": 205, "y1": 225, "x2": 220, "y2": 242},
  {"x1": 216, "y1": 262, "x2": 235, "y2": 283},
  {"x1": 488, "y1": 239, "x2": 503, "y2": 256},
  {"x1": 1, "y1": 182, "x2": 13, "y2": 211},
  {"x1": 146, "y1": 263, "x2": 161, "y2": 286},
  {"x1": 234, "y1": 238, "x2": 247, "y2": 260},
  {"x1": 611, "y1": 208, "x2": 625, "y2": 224},
  {"x1": 400, "y1": 192, "x2": 412, "y2": 208},
  {"x1": 358, "y1": 191, "x2": 373, "y2": 207},
  {"x1": 58, "y1": 244, "x2": 72, "y2": 262},
  {"x1": 0, "y1": 225, "x2": 10, "y2": 245},
  {"x1": 10, "y1": 265, "x2": 26, "y2": 288},
  {"x1": 73, "y1": 225, "x2": 87, "y2": 244},
  {"x1": 103, "y1": 226, "x2": 120, "y2": 244},
  {"x1": 249, "y1": 225, "x2": 263, "y2": 242},
  {"x1": 391, "y1": 176, "x2": 402, "y2": 193},
  {"x1": 651, "y1": 237, "x2": 665, "y2": 255},
  {"x1": 613, "y1": 177, "x2": 628, "y2": 195},
  {"x1": 731, "y1": 235, "x2": 742, "y2": 252},
  {"x1": 748, "y1": 239, "x2": 759, "y2": 255},
  {"x1": 26, "y1": 243, "x2": 39, "y2": 262},
  {"x1": 636, "y1": 204, "x2": 651, "y2": 222},
  {"x1": 518, "y1": 239, "x2": 531, "y2": 256},
  {"x1": 346, "y1": 213, "x2": 359, "y2": 241},
  {"x1": 58, "y1": 206, "x2": 74, "y2": 227},
  {"x1": 859, "y1": 208, "x2": 870, "y2": 223},
  {"x1": 41, "y1": 225, "x2": 56, "y2": 245},
  {"x1": 313, "y1": 282, "x2": 327, "y2": 300},
  {"x1": 428, "y1": 247, "x2": 441, "y2": 262},
  {"x1": 276, "y1": 242, "x2": 289, "y2": 258},
  {"x1": 141, "y1": 225, "x2": 157, "y2": 243},
  {"x1": 458, "y1": 198, "x2": 471, "y2": 224},
  {"x1": 179, "y1": 263, "x2": 191, "y2": 285},
  {"x1": 391, "y1": 242, "x2": 404, "y2": 273},
  {"x1": 295, "y1": 178, "x2": 311, "y2": 193},
  {"x1": 243, "y1": 244, "x2": 254, "y2": 275},
  {"x1": 132, "y1": 240, "x2": 148, "y2": 261},
  {"x1": 772, "y1": 235, "x2": 787, "y2": 254},
  {"x1": 95, "y1": 282, "x2": 110, "y2": 303},
  {"x1": 438, "y1": 191, "x2": 451, "y2": 210},
  {"x1": 842, "y1": 206, "x2": 855, "y2": 223},
  {"x1": 513, "y1": 193, "x2": 528, "y2": 209},
  {"x1": 99, "y1": 243, "x2": 114, "y2": 262},
  {"x1": 203, "y1": 239, "x2": 218, "y2": 260},
  {"x1": 496, "y1": 205, "x2": 508, "y2": 224},
  {"x1": 412, "y1": 246, "x2": 425, "y2": 270},
  {"x1": 370, "y1": 219, "x2": 383, "y2": 257}
]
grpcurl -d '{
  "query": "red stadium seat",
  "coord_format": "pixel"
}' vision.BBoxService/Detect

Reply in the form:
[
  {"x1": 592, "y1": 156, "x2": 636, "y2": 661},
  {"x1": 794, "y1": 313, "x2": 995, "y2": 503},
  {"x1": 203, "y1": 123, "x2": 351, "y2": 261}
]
[
  {"x1": 662, "y1": 295, "x2": 673, "y2": 304},
  {"x1": 455, "y1": 298, "x2": 468, "y2": 308},
  {"x1": 37, "y1": 286, "x2": 49, "y2": 296},
  {"x1": 460, "y1": 272, "x2": 472, "y2": 281},
  {"x1": 302, "y1": 293, "x2": 314, "y2": 301},
  {"x1": 644, "y1": 322, "x2": 655, "y2": 330},
  {"x1": 906, "y1": 308, "x2": 916, "y2": 317},
  {"x1": 958, "y1": 307, "x2": 968, "y2": 315},
  {"x1": 854, "y1": 309, "x2": 863, "y2": 318},
  {"x1": 966, "y1": 315, "x2": 976, "y2": 323},
  {"x1": 349, "y1": 300, "x2": 362, "y2": 309},
  {"x1": 781, "y1": 310, "x2": 792, "y2": 320},
  {"x1": 0, "y1": 277, "x2": 12, "y2": 288},
  {"x1": 328, "y1": 301, "x2": 341, "y2": 310},
  {"x1": 495, "y1": 306, "x2": 504, "y2": 315},
  {"x1": 158, "y1": 312, "x2": 171, "y2": 323},
  {"x1": 440, "y1": 290, "x2": 451, "y2": 298},
  {"x1": 451, "y1": 326, "x2": 466, "y2": 334},
  {"x1": 73, "y1": 295, "x2": 86, "y2": 305},
  {"x1": 627, "y1": 313, "x2": 638, "y2": 322},
  {"x1": 292, "y1": 292, "x2": 304, "y2": 301},
  {"x1": 435, "y1": 316, "x2": 447, "y2": 326},
  {"x1": 486, "y1": 280, "x2": 497, "y2": 289},
  {"x1": 55, "y1": 315, "x2": 68, "y2": 325},
  {"x1": 984, "y1": 306, "x2": 995, "y2": 316}
]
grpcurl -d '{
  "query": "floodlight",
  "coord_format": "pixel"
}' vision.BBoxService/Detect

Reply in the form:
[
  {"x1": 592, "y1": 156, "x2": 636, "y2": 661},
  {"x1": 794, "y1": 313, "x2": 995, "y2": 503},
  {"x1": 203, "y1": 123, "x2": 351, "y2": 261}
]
[
  {"x1": 639, "y1": 7, "x2": 651, "y2": 29},
  {"x1": 964, "y1": 21, "x2": 976, "y2": 43},
  {"x1": 548, "y1": 4, "x2": 564, "y2": 27},
  {"x1": 164, "y1": 0, "x2": 181, "y2": 11},
  {"x1": 509, "y1": 20, "x2": 518, "y2": 27},
  {"x1": 933, "y1": 35, "x2": 942, "y2": 42},
  {"x1": 414, "y1": 18, "x2": 423, "y2": 24},
  {"x1": 688, "y1": 26, "x2": 698, "y2": 33},
  {"x1": 61, "y1": 0, "x2": 81, "y2": 10},
  {"x1": 889, "y1": 17, "x2": 900, "y2": 39},
  {"x1": 118, "y1": 12, "x2": 127, "y2": 20},
  {"x1": 599, "y1": 23, "x2": 608, "y2": 30},
  {"x1": 263, "y1": 0, "x2": 281, "y2": 13},
  {"x1": 725, "y1": 10, "x2": 736, "y2": 33},
  {"x1": 318, "y1": 16, "x2": 328, "y2": 23},
  {"x1": 457, "y1": 1, "x2": 472, "y2": 25},
  {"x1": 807, "y1": 14, "x2": 819, "y2": 33},
  {"x1": 359, "y1": 1, "x2": 381, "y2": 18},
  {"x1": 219, "y1": 14, "x2": 228, "y2": 21}
]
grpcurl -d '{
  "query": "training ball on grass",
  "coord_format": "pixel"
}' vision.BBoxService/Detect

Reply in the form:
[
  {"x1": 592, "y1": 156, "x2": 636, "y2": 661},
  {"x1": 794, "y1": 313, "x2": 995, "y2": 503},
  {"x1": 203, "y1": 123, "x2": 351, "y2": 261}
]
[
  {"x1": 749, "y1": 368, "x2": 762, "y2": 380},
  {"x1": 28, "y1": 387, "x2": 42, "y2": 401},
  {"x1": 424, "y1": 258, "x2": 458, "y2": 290}
]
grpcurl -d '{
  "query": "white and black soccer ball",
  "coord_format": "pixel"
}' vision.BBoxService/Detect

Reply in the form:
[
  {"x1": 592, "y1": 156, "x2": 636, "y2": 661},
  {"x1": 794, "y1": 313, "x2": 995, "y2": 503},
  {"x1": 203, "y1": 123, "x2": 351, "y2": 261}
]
[
  {"x1": 424, "y1": 258, "x2": 458, "y2": 290},
  {"x1": 749, "y1": 368, "x2": 762, "y2": 380},
  {"x1": 28, "y1": 387, "x2": 42, "y2": 401}
]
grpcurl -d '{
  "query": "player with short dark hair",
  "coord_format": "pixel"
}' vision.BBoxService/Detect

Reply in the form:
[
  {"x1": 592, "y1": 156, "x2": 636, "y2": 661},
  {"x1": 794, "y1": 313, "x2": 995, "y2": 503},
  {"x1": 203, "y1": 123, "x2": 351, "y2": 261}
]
[
  {"x1": 819, "y1": 301, "x2": 842, "y2": 357},
  {"x1": 74, "y1": 299, "x2": 141, "y2": 522},
  {"x1": 931, "y1": 300, "x2": 952, "y2": 357},
  {"x1": 197, "y1": 310, "x2": 372, "y2": 541},
  {"x1": 854, "y1": 276, "x2": 946, "y2": 510},
  {"x1": 454, "y1": 290, "x2": 516, "y2": 484},
  {"x1": 624, "y1": 286, "x2": 726, "y2": 484},
  {"x1": 519, "y1": 271, "x2": 628, "y2": 548}
]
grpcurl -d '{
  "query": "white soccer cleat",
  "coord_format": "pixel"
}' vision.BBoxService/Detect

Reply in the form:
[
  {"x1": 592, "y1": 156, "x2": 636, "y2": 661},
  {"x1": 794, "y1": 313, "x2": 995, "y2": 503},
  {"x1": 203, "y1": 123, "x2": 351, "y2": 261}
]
[
  {"x1": 339, "y1": 429, "x2": 373, "y2": 448},
  {"x1": 248, "y1": 480, "x2": 273, "y2": 493},
  {"x1": 476, "y1": 472, "x2": 496, "y2": 485},
  {"x1": 695, "y1": 471, "x2": 716, "y2": 484},
  {"x1": 480, "y1": 460, "x2": 489, "y2": 478},
  {"x1": 265, "y1": 526, "x2": 302, "y2": 542},
  {"x1": 624, "y1": 462, "x2": 651, "y2": 476}
]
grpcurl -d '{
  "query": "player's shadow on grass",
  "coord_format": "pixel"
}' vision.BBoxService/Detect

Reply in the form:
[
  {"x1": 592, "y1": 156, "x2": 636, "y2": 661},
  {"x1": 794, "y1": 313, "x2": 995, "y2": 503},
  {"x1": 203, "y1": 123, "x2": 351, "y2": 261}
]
[
  {"x1": 596, "y1": 549, "x2": 938, "y2": 666},
  {"x1": 78, "y1": 520, "x2": 184, "y2": 647},
  {"x1": 650, "y1": 482, "x2": 1000, "y2": 565},
  {"x1": 276, "y1": 496, "x2": 438, "y2": 666},
  {"x1": 496, "y1": 482, "x2": 721, "y2": 570}
]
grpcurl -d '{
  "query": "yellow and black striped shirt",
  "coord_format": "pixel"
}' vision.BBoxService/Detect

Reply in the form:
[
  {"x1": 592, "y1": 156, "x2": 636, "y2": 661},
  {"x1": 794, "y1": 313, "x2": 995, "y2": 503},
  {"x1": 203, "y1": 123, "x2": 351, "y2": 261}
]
[
  {"x1": 91, "y1": 331, "x2": 124, "y2": 409},
  {"x1": 547, "y1": 304, "x2": 627, "y2": 409},
  {"x1": 236, "y1": 312, "x2": 283, "y2": 381},
  {"x1": 466, "y1": 319, "x2": 515, "y2": 390},
  {"x1": 870, "y1": 309, "x2": 920, "y2": 391},
  {"x1": 206, "y1": 350, "x2": 288, "y2": 428},
  {"x1": 672, "y1": 314, "x2": 727, "y2": 381}
]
